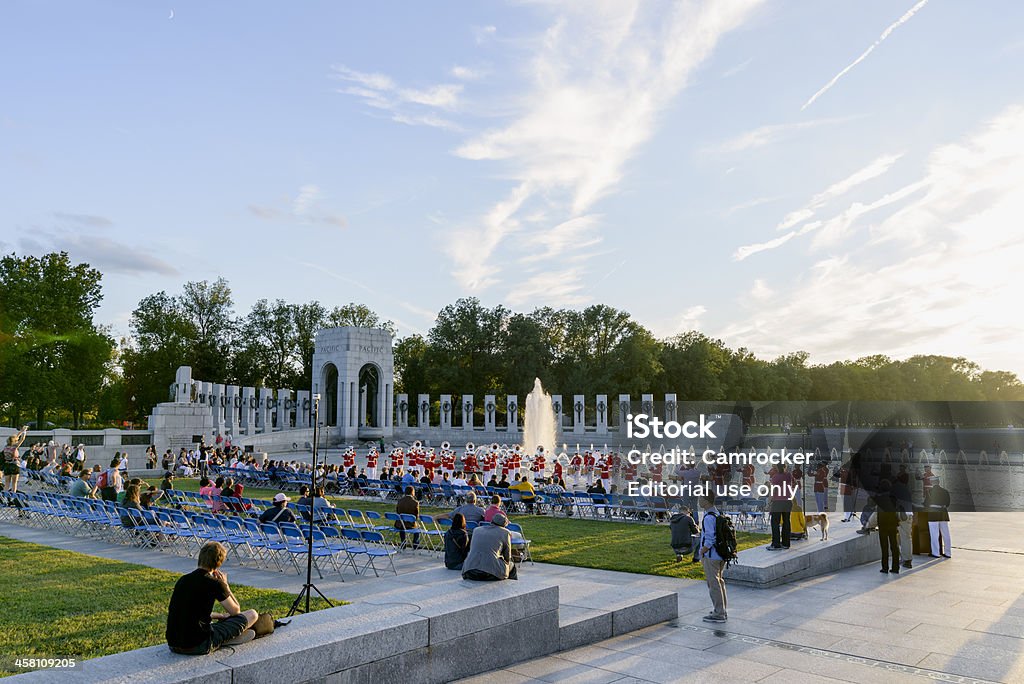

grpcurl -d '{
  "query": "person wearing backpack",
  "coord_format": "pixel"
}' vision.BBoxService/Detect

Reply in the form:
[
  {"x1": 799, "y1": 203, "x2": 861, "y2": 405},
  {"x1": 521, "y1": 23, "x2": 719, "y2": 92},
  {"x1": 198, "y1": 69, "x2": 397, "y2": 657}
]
[
  {"x1": 698, "y1": 493, "x2": 731, "y2": 623},
  {"x1": 98, "y1": 457, "x2": 122, "y2": 502}
]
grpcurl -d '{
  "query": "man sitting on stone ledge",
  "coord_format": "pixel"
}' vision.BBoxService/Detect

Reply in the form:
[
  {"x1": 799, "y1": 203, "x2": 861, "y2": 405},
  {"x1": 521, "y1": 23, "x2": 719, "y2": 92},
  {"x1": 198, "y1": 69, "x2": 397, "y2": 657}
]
[
  {"x1": 462, "y1": 513, "x2": 518, "y2": 581},
  {"x1": 166, "y1": 541, "x2": 258, "y2": 654}
]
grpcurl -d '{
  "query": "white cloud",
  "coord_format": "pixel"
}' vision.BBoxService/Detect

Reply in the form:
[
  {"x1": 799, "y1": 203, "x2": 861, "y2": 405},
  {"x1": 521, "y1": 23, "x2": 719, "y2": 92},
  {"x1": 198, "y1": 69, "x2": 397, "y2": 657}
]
[
  {"x1": 451, "y1": 65, "x2": 484, "y2": 81},
  {"x1": 717, "y1": 116, "x2": 856, "y2": 153},
  {"x1": 802, "y1": 0, "x2": 931, "y2": 110},
  {"x1": 733, "y1": 152, "x2": 904, "y2": 260},
  {"x1": 251, "y1": 185, "x2": 346, "y2": 229},
  {"x1": 292, "y1": 184, "x2": 321, "y2": 216},
  {"x1": 718, "y1": 104, "x2": 1024, "y2": 376},
  {"x1": 473, "y1": 25, "x2": 497, "y2": 44},
  {"x1": 332, "y1": 64, "x2": 464, "y2": 129},
  {"x1": 447, "y1": 0, "x2": 764, "y2": 305},
  {"x1": 750, "y1": 279, "x2": 774, "y2": 301},
  {"x1": 733, "y1": 231, "x2": 797, "y2": 261}
]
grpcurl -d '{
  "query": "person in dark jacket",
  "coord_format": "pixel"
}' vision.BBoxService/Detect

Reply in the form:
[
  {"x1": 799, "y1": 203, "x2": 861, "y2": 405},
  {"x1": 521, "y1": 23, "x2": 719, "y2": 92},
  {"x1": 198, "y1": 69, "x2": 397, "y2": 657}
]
[
  {"x1": 444, "y1": 513, "x2": 470, "y2": 570},
  {"x1": 669, "y1": 507, "x2": 698, "y2": 562},
  {"x1": 395, "y1": 486, "x2": 421, "y2": 547},
  {"x1": 871, "y1": 480, "x2": 900, "y2": 574},
  {"x1": 925, "y1": 481, "x2": 951, "y2": 558}
]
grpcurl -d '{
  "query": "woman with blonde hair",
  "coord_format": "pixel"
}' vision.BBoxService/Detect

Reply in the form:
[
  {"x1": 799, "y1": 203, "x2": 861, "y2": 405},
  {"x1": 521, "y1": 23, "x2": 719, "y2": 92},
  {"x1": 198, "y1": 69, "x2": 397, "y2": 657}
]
[{"x1": 3, "y1": 426, "x2": 29, "y2": 494}]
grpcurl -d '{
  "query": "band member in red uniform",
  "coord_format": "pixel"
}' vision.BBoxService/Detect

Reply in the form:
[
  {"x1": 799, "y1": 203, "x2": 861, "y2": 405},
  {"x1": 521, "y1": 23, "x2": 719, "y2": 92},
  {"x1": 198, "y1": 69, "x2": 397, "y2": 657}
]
[
  {"x1": 599, "y1": 457, "x2": 612, "y2": 490},
  {"x1": 813, "y1": 462, "x2": 829, "y2": 512},
  {"x1": 553, "y1": 459, "x2": 564, "y2": 482},
  {"x1": 366, "y1": 449, "x2": 378, "y2": 480},
  {"x1": 742, "y1": 463, "x2": 755, "y2": 489}
]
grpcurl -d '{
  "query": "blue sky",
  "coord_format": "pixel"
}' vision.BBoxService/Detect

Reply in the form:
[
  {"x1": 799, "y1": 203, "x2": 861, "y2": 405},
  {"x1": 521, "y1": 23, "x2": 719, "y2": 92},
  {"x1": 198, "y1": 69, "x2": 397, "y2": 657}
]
[{"x1": 2, "y1": 1, "x2": 1023, "y2": 375}]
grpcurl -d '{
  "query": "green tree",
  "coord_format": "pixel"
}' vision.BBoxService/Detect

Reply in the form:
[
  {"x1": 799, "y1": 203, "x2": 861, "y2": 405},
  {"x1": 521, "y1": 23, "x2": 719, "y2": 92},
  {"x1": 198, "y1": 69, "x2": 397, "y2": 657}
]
[
  {"x1": 327, "y1": 303, "x2": 396, "y2": 335},
  {"x1": 394, "y1": 334, "x2": 429, "y2": 394},
  {"x1": 234, "y1": 299, "x2": 298, "y2": 388},
  {"x1": 178, "y1": 278, "x2": 236, "y2": 380},
  {"x1": 121, "y1": 292, "x2": 191, "y2": 421},
  {"x1": 0, "y1": 252, "x2": 112, "y2": 427},
  {"x1": 292, "y1": 301, "x2": 327, "y2": 389}
]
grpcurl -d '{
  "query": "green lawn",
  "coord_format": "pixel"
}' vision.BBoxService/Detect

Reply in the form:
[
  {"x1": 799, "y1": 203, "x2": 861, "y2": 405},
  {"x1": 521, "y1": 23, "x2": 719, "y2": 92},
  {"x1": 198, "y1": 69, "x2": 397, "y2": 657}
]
[
  {"x1": 0, "y1": 537, "x2": 334, "y2": 678},
  {"x1": 147, "y1": 478, "x2": 768, "y2": 580}
]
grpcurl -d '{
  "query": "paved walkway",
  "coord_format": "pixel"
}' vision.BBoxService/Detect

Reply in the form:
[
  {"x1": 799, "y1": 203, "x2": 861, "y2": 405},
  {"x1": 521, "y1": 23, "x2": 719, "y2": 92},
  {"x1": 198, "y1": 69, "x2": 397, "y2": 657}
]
[
  {"x1": 3, "y1": 513, "x2": 1022, "y2": 683},
  {"x1": 457, "y1": 513, "x2": 1024, "y2": 684}
]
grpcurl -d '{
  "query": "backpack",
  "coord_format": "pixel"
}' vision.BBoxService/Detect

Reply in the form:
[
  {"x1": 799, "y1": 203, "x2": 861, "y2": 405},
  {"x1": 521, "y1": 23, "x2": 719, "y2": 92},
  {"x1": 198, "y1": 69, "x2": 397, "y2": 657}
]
[
  {"x1": 96, "y1": 470, "x2": 109, "y2": 489},
  {"x1": 708, "y1": 511, "x2": 739, "y2": 566}
]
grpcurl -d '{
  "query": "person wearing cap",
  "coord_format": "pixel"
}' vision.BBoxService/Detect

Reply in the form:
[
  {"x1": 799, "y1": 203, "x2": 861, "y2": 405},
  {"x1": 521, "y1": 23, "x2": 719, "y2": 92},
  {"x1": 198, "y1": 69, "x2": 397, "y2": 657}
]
[
  {"x1": 259, "y1": 493, "x2": 296, "y2": 524},
  {"x1": 462, "y1": 512, "x2": 518, "y2": 581}
]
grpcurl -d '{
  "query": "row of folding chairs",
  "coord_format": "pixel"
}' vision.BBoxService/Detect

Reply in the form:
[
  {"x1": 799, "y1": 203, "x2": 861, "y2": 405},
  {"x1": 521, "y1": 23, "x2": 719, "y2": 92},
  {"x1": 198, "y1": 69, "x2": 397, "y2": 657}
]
[
  {"x1": 157, "y1": 488, "x2": 530, "y2": 562},
  {"x1": 1, "y1": 490, "x2": 403, "y2": 579}
]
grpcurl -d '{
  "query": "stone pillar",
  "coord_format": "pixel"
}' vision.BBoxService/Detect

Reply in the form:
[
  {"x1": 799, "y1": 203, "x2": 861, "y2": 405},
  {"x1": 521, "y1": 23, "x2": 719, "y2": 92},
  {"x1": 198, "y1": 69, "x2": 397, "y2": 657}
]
[
  {"x1": 225, "y1": 385, "x2": 238, "y2": 434},
  {"x1": 174, "y1": 366, "x2": 192, "y2": 403},
  {"x1": 384, "y1": 382, "x2": 393, "y2": 429},
  {"x1": 462, "y1": 395, "x2": 474, "y2": 430},
  {"x1": 552, "y1": 395, "x2": 563, "y2": 434},
  {"x1": 396, "y1": 394, "x2": 409, "y2": 428},
  {"x1": 573, "y1": 395, "x2": 585, "y2": 434},
  {"x1": 618, "y1": 394, "x2": 631, "y2": 431},
  {"x1": 417, "y1": 394, "x2": 431, "y2": 428},
  {"x1": 595, "y1": 394, "x2": 608, "y2": 434},
  {"x1": 240, "y1": 387, "x2": 256, "y2": 435},
  {"x1": 211, "y1": 384, "x2": 224, "y2": 434},
  {"x1": 254, "y1": 388, "x2": 266, "y2": 432},
  {"x1": 348, "y1": 381, "x2": 357, "y2": 429},
  {"x1": 276, "y1": 389, "x2": 290, "y2": 430},
  {"x1": 641, "y1": 394, "x2": 654, "y2": 419},
  {"x1": 296, "y1": 390, "x2": 310, "y2": 429},
  {"x1": 440, "y1": 394, "x2": 453, "y2": 430},
  {"x1": 507, "y1": 395, "x2": 519, "y2": 433},
  {"x1": 665, "y1": 393, "x2": 678, "y2": 423},
  {"x1": 484, "y1": 394, "x2": 496, "y2": 431}
]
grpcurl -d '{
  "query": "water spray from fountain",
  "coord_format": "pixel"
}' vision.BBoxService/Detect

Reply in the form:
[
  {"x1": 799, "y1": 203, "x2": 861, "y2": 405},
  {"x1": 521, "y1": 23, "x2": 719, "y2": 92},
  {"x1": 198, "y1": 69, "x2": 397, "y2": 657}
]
[{"x1": 523, "y1": 378, "x2": 556, "y2": 460}]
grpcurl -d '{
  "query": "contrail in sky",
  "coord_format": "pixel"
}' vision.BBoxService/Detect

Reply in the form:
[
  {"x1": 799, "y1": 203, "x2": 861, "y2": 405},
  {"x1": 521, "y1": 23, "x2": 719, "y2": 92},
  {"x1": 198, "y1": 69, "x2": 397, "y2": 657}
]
[{"x1": 802, "y1": 0, "x2": 931, "y2": 110}]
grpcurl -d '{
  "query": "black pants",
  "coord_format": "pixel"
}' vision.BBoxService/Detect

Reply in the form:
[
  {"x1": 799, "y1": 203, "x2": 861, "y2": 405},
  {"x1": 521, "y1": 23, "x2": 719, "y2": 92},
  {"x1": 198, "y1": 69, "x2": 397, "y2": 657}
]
[
  {"x1": 462, "y1": 565, "x2": 518, "y2": 581},
  {"x1": 879, "y1": 525, "x2": 899, "y2": 570},
  {"x1": 770, "y1": 500, "x2": 792, "y2": 548}
]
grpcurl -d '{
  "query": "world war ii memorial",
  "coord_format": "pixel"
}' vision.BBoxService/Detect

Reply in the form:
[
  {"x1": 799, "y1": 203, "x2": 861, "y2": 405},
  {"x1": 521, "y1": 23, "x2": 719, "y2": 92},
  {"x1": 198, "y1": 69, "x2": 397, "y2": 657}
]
[{"x1": 2, "y1": 2, "x2": 1023, "y2": 683}]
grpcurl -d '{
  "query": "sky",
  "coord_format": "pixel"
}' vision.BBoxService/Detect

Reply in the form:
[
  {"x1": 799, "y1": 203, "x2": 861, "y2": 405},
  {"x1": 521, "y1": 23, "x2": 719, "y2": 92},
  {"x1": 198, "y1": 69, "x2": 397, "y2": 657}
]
[{"x1": 2, "y1": 1, "x2": 1023, "y2": 376}]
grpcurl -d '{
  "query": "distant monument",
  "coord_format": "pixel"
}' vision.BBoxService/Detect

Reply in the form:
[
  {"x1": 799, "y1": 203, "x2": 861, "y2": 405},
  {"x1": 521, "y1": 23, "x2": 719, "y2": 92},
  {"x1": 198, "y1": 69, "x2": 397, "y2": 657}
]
[{"x1": 311, "y1": 327, "x2": 395, "y2": 442}]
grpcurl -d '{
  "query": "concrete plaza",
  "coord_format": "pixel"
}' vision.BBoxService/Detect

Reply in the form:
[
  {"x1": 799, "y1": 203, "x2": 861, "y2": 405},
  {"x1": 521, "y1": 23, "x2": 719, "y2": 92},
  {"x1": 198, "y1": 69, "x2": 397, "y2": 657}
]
[{"x1": 2, "y1": 513, "x2": 1021, "y2": 683}]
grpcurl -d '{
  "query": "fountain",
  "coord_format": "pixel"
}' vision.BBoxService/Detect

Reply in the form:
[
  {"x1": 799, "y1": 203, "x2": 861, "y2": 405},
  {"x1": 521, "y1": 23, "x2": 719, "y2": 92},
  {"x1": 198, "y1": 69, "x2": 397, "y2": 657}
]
[{"x1": 523, "y1": 378, "x2": 557, "y2": 459}]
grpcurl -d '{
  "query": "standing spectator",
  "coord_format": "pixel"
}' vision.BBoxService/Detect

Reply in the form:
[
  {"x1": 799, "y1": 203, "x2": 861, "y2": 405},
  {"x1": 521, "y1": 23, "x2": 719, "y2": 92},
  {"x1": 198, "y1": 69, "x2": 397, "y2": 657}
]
[
  {"x1": 813, "y1": 462, "x2": 829, "y2": 512},
  {"x1": 872, "y1": 480, "x2": 901, "y2": 574},
  {"x1": 891, "y1": 476, "x2": 914, "y2": 569},
  {"x1": 2, "y1": 426, "x2": 28, "y2": 494},
  {"x1": 767, "y1": 464, "x2": 793, "y2": 550},
  {"x1": 146, "y1": 445, "x2": 158, "y2": 469},
  {"x1": 99, "y1": 457, "x2": 123, "y2": 501},
  {"x1": 925, "y1": 480, "x2": 952, "y2": 558},
  {"x1": 697, "y1": 494, "x2": 728, "y2": 622},
  {"x1": 444, "y1": 513, "x2": 470, "y2": 570}
]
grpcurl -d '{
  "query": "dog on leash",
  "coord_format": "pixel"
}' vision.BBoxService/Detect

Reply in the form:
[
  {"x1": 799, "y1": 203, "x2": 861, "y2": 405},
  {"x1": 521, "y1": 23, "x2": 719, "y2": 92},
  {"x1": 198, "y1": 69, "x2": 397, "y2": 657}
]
[{"x1": 804, "y1": 513, "x2": 829, "y2": 541}]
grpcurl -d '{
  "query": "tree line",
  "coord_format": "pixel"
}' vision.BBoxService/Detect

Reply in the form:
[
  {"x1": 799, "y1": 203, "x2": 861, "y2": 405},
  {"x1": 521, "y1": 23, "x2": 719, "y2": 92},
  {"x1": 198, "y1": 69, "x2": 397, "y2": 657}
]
[{"x1": 2, "y1": 251, "x2": 1022, "y2": 428}]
